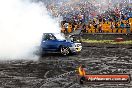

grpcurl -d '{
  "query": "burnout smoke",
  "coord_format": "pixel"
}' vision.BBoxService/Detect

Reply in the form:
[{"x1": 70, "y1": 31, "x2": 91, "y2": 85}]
[{"x1": 0, "y1": 0, "x2": 61, "y2": 60}]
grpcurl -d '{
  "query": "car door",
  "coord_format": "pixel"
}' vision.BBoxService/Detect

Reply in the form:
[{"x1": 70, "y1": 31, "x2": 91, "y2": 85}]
[{"x1": 41, "y1": 34, "x2": 58, "y2": 51}]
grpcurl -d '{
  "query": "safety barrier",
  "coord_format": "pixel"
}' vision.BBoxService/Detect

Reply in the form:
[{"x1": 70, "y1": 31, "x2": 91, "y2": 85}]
[{"x1": 86, "y1": 28, "x2": 132, "y2": 34}]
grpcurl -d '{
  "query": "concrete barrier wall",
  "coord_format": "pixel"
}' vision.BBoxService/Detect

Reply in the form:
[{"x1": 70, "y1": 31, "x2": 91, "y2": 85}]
[{"x1": 81, "y1": 33, "x2": 132, "y2": 40}]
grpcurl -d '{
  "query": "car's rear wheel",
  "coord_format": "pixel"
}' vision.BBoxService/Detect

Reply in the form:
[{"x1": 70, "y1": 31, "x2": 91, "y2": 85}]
[
  {"x1": 39, "y1": 48, "x2": 46, "y2": 57},
  {"x1": 60, "y1": 46, "x2": 70, "y2": 56}
]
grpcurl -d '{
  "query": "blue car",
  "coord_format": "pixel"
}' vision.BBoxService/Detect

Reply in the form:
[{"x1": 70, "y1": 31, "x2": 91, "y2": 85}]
[{"x1": 40, "y1": 33, "x2": 82, "y2": 56}]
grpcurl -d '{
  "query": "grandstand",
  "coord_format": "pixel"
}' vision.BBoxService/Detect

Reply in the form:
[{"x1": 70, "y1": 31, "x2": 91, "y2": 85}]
[
  {"x1": 35, "y1": 0, "x2": 132, "y2": 34},
  {"x1": 60, "y1": 2, "x2": 132, "y2": 34}
]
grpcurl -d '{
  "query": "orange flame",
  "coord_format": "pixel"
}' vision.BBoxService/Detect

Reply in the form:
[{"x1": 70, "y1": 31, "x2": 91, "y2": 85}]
[{"x1": 78, "y1": 65, "x2": 86, "y2": 76}]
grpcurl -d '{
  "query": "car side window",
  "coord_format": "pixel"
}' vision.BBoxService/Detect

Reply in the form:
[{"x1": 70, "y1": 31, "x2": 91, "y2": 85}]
[{"x1": 43, "y1": 34, "x2": 56, "y2": 40}]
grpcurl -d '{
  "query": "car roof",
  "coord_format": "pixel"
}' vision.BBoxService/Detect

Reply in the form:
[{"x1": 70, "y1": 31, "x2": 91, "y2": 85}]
[{"x1": 43, "y1": 33, "x2": 53, "y2": 34}]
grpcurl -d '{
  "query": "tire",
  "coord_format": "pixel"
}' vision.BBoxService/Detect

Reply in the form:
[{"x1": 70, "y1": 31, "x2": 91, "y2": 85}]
[
  {"x1": 60, "y1": 46, "x2": 70, "y2": 56},
  {"x1": 39, "y1": 48, "x2": 46, "y2": 57}
]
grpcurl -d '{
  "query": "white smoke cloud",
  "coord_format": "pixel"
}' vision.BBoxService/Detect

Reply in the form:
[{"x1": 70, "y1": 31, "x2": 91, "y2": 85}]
[{"x1": 0, "y1": 0, "x2": 61, "y2": 60}]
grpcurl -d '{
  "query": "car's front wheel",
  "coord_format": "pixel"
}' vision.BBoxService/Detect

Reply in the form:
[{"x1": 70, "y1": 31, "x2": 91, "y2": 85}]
[{"x1": 60, "y1": 46, "x2": 70, "y2": 56}]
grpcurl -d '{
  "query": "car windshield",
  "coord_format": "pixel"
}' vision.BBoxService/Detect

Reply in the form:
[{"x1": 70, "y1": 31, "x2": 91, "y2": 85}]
[
  {"x1": 53, "y1": 33, "x2": 66, "y2": 40},
  {"x1": 68, "y1": 35, "x2": 81, "y2": 43},
  {"x1": 53, "y1": 33, "x2": 81, "y2": 43}
]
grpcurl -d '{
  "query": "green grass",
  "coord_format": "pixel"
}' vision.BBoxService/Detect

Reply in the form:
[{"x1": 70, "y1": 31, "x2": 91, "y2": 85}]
[{"x1": 82, "y1": 39, "x2": 132, "y2": 44}]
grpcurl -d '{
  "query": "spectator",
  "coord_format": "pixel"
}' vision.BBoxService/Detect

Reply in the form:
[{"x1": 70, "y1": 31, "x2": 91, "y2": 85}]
[
  {"x1": 126, "y1": 21, "x2": 131, "y2": 34},
  {"x1": 64, "y1": 22, "x2": 69, "y2": 33},
  {"x1": 120, "y1": 21, "x2": 125, "y2": 28},
  {"x1": 115, "y1": 22, "x2": 119, "y2": 33}
]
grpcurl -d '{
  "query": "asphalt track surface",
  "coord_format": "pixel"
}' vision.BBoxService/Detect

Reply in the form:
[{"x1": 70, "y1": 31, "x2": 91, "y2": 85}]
[{"x1": 0, "y1": 43, "x2": 132, "y2": 88}]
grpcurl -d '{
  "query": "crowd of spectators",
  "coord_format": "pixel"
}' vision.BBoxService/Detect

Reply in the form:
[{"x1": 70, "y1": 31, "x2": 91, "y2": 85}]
[
  {"x1": 45, "y1": 0, "x2": 97, "y2": 22},
  {"x1": 40, "y1": 0, "x2": 132, "y2": 34},
  {"x1": 83, "y1": 6, "x2": 132, "y2": 34}
]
